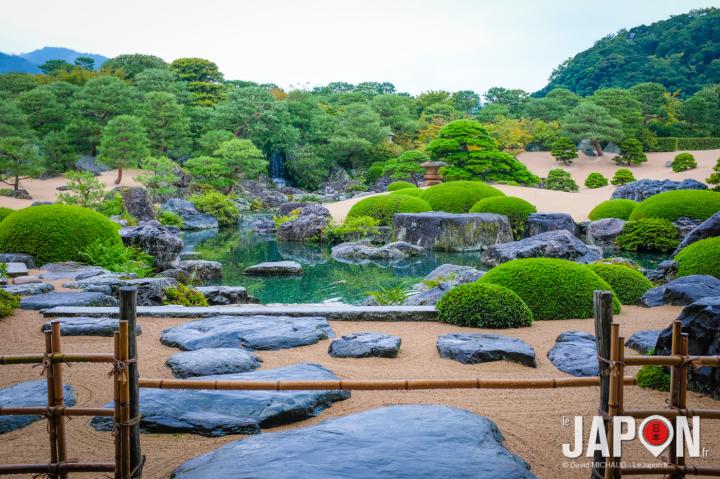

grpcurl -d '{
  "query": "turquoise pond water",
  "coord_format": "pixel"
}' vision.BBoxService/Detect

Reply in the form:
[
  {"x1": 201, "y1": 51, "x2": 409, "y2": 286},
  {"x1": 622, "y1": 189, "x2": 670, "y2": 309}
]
[{"x1": 183, "y1": 220, "x2": 665, "y2": 305}]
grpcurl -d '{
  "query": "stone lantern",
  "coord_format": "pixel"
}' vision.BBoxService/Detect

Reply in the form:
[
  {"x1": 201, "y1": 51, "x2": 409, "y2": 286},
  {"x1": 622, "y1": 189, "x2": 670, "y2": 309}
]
[{"x1": 420, "y1": 161, "x2": 447, "y2": 187}]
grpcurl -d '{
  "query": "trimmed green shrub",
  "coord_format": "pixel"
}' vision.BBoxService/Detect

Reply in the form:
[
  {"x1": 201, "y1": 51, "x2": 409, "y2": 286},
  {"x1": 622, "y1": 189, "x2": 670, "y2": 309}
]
[
  {"x1": 615, "y1": 218, "x2": 679, "y2": 252},
  {"x1": 636, "y1": 365, "x2": 670, "y2": 391},
  {"x1": 707, "y1": 158, "x2": 720, "y2": 191},
  {"x1": 629, "y1": 190, "x2": 720, "y2": 222},
  {"x1": 479, "y1": 258, "x2": 621, "y2": 320},
  {"x1": 649, "y1": 137, "x2": 678, "y2": 152},
  {"x1": 611, "y1": 168, "x2": 636, "y2": 186},
  {"x1": 675, "y1": 237, "x2": 720, "y2": 279},
  {"x1": 387, "y1": 181, "x2": 417, "y2": 192},
  {"x1": 584, "y1": 172, "x2": 609, "y2": 188},
  {"x1": 0, "y1": 207, "x2": 14, "y2": 223},
  {"x1": 676, "y1": 138, "x2": 720, "y2": 150},
  {"x1": 587, "y1": 263, "x2": 653, "y2": 305},
  {"x1": 616, "y1": 139, "x2": 647, "y2": 166},
  {"x1": 0, "y1": 289, "x2": 20, "y2": 318},
  {"x1": 544, "y1": 168, "x2": 578, "y2": 192},
  {"x1": 164, "y1": 284, "x2": 209, "y2": 306},
  {"x1": 588, "y1": 199, "x2": 638, "y2": 221},
  {"x1": 322, "y1": 216, "x2": 380, "y2": 244},
  {"x1": 366, "y1": 163, "x2": 385, "y2": 184},
  {"x1": 469, "y1": 196, "x2": 536, "y2": 238},
  {"x1": 671, "y1": 152, "x2": 697, "y2": 172},
  {"x1": 436, "y1": 282, "x2": 533, "y2": 328},
  {"x1": 389, "y1": 187, "x2": 424, "y2": 197},
  {"x1": 157, "y1": 209, "x2": 184, "y2": 228},
  {"x1": 0, "y1": 204, "x2": 121, "y2": 264},
  {"x1": 189, "y1": 191, "x2": 240, "y2": 226},
  {"x1": 80, "y1": 239, "x2": 153, "y2": 277},
  {"x1": 420, "y1": 181, "x2": 504, "y2": 213},
  {"x1": 346, "y1": 194, "x2": 432, "y2": 226}
]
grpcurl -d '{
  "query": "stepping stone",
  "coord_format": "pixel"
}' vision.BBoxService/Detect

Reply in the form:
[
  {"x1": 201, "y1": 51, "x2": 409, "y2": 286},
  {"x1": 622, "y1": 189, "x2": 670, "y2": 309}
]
[
  {"x1": 3, "y1": 282, "x2": 54, "y2": 296},
  {"x1": 20, "y1": 292, "x2": 118, "y2": 310},
  {"x1": 161, "y1": 315, "x2": 333, "y2": 351},
  {"x1": 6, "y1": 262, "x2": 27, "y2": 278},
  {"x1": 166, "y1": 348, "x2": 262, "y2": 378},
  {"x1": 640, "y1": 275, "x2": 720, "y2": 307},
  {"x1": 40, "y1": 262, "x2": 108, "y2": 280},
  {"x1": 436, "y1": 333, "x2": 537, "y2": 368},
  {"x1": 0, "y1": 253, "x2": 35, "y2": 268},
  {"x1": 12, "y1": 275, "x2": 42, "y2": 285},
  {"x1": 244, "y1": 261, "x2": 303, "y2": 276},
  {"x1": 0, "y1": 380, "x2": 76, "y2": 434},
  {"x1": 547, "y1": 331, "x2": 598, "y2": 377},
  {"x1": 41, "y1": 317, "x2": 142, "y2": 337},
  {"x1": 91, "y1": 363, "x2": 350, "y2": 436},
  {"x1": 172, "y1": 405, "x2": 537, "y2": 479},
  {"x1": 625, "y1": 330, "x2": 661, "y2": 355},
  {"x1": 328, "y1": 333, "x2": 401, "y2": 358}
]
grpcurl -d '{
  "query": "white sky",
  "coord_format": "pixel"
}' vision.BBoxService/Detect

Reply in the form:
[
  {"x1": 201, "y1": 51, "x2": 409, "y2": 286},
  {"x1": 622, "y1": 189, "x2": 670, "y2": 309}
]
[{"x1": 2, "y1": 0, "x2": 719, "y2": 94}]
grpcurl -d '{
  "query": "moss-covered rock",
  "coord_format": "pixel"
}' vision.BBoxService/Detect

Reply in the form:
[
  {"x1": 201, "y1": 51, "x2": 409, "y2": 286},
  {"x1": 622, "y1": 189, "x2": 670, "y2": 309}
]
[
  {"x1": 387, "y1": 181, "x2": 417, "y2": 192},
  {"x1": 420, "y1": 181, "x2": 504, "y2": 213},
  {"x1": 629, "y1": 190, "x2": 720, "y2": 222},
  {"x1": 587, "y1": 263, "x2": 653, "y2": 304},
  {"x1": 347, "y1": 194, "x2": 432, "y2": 226},
  {"x1": 588, "y1": 199, "x2": 637, "y2": 221},
  {"x1": 469, "y1": 196, "x2": 536, "y2": 237},
  {"x1": 675, "y1": 237, "x2": 720, "y2": 279}
]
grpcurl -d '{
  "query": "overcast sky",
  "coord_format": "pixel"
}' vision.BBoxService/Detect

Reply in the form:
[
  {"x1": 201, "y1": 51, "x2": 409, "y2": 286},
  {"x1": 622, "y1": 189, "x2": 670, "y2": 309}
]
[{"x1": 2, "y1": 0, "x2": 718, "y2": 94}]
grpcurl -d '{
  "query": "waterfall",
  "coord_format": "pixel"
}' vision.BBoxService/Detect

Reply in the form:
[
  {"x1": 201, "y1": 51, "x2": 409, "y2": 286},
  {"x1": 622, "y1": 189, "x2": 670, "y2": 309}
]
[{"x1": 269, "y1": 151, "x2": 287, "y2": 187}]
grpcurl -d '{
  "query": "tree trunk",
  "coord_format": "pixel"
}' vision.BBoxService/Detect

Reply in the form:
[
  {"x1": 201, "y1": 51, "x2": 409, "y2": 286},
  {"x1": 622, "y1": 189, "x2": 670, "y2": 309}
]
[
  {"x1": 115, "y1": 167, "x2": 123, "y2": 184},
  {"x1": 592, "y1": 140, "x2": 604, "y2": 156},
  {"x1": 13, "y1": 175, "x2": 19, "y2": 191}
]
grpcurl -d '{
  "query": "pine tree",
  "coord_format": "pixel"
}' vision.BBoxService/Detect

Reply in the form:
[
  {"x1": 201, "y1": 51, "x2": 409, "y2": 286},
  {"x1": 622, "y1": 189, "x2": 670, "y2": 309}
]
[{"x1": 98, "y1": 115, "x2": 150, "y2": 184}]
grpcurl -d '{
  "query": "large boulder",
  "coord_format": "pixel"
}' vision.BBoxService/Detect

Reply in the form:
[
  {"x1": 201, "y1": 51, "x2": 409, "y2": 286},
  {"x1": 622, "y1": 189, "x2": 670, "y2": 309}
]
[
  {"x1": 437, "y1": 333, "x2": 537, "y2": 368},
  {"x1": 41, "y1": 317, "x2": 142, "y2": 337},
  {"x1": 393, "y1": 212, "x2": 513, "y2": 252},
  {"x1": 655, "y1": 297, "x2": 720, "y2": 399},
  {"x1": 113, "y1": 186, "x2": 155, "y2": 222},
  {"x1": 161, "y1": 198, "x2": 219, "y2": 230},
  {"x1": 244, "y1": 261, "x2": 303, "y2": 276},
  {"x1": 120, "y1": 220, "x2": 183, "y2": 271},
  {"x1": 161, "y1": 315, "x2": 334, "y2": 351},
  {"x1": 644, "y1": 260, "x2": 679, "y2": 283},
  {"x1": 0, "y1": 253, "x2": 35, "y2": 268},
  {"x1": 673, "y1": 212, "x2": 720, "y2": 256},
  {"x1": 328, "y1": 333, "x2": 401, "y2": 358},
  {"x1": 482, "y1": 229, "x2": 602, "y2": 266},
  {"x1": 92, "y1": 363, "x2": 350, "y2": 436},
  {"x1": 196, "y1": 286, "x2": 252, "y2": 305},
  {"x1": 3, "y1": 282, "x2": 54, "y2": 296},
  {"x1": 75, "y1": 155, "x2": 108, "y2": 175},
  {"x1": 63, "y1": 274, "x2": 177, "y2": 306},
  {"x1": 172, "y1": 405, "x2": 536, "y2": 479},
  {"x1": 611, "y1": 179, "x2": 707, "y2": 202},
  {"x1": 20, "y1": 291, "x2": 118, "y2": 310},
  {"x1": 6, "y1": 262, "x2": 27, "y2": 277},
  {"x1": 0, "y1": 381, "x2": 76, "y2": 434},
  {"x1": 586, "y1": 218, "x2": 626, "y2": 247},
  {"x1": 547, "y1": 331, "x2": 597, "y2": 377},
  {"x1": 625, "y1": 330, "x2": 661, "y2": 355},
  {"x1": 39, "y1": 262, "x2": 108, "y2": 281},
  {"x1": 524, "y1": 213, "x2": 578, "y2": 237},
  {"x1": 403, "y1": 264, "x2": 485, "y2": 306},
  {"x1": 640, "y1": 275, "x2": 720, "y2": 307},
  {"x1": 166, "y1": 348, "x2": 262, "y2": 378},
  {"x1": 331, "y1": 241, "x2": 424, "y2": 264},
  {"x1": 277, "y1": 204, "x2": 332, "y2": 242},
  {"x1": 179, "y1": 260, "x2": 223, "y2": 281}
]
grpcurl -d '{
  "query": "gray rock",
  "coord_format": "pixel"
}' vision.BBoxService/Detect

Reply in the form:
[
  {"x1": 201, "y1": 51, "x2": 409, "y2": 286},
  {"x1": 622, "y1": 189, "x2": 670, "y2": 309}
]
[
  {"x1": 0, "y1": 381, "x2": 76, "y2": 434},
  {"x1": 674, "y1": 217, "x2": 703, "y2": 240},
  {"x1": 161, "y1": 315, "x2": 334, "y2": 351},
  {"x1": 20, "y1": 292, "x2": 118, "y2": 310},
  {"x1": 673, "y1": 212, "x2": 720, "y2": 256},
  {"x1": 253, "y1": 218, "x2": 276, "y2": 235},
  {"x1": 644, "y1": 260, "x2": 678, "y2": 283},
  {"x1": 91, "y1": 363, "x2": 350, "y2": 436},
  {"x1": 276, "y1": 204, "x2": 331, "y2": 242},
  {"x1": 120, "y1": 221, "x2": 183, "y2": 271},
  {"x1": 196, "y1": 286, "x2": 251, "y2": 305},
  {"x1": 640, "y1": 275, "x2": 720, "y2": 307},
  {"x1": 113, "y1": 186, "x2": 155, "y2": 222},
  {"x1": 625, "y1": 330, "x2": 661, "y2": 355},
  {"x1": 578, "y1": 139, "x2": 597, "y2": 156},
  {"x1": 171, "y1": 405, "x2": 536, "y2": 479},
  {"x1": 75, "y1": 155, "x2": 108, "y2": 175},
  {"x1": 11, "y1": 275, "x2": 42, "y2": 285},
  {"x1": 6, "y1": 262, "x2": 28, "y2": 277},
  {"x1": 41, "y1": 317, "x2": 142, "y2": 336},
  {"x1": 39, "y1": 262, "x2": 108, "y2": 280},
  {"x1": 393, "y1": 212, "x2": 513, "y2": 252},
  {"x1": 611, "y1": 179, "x2": 707, "y2": 202},
  {"x1": 525, "y1": 213, "x2": 578, "y2": 237},
  {"x1": 179, "y1": 260, "x2": 223, "y2": 281},
  {"x1": 328, "y1": 333, "x2": 401, "y2": 358},
  {"x1": 482, "y1": 229, "x2": 602, "y2": 266},
  {"x1": 161, "y1": 198, "x2": 219, "y2": 230},
  {"x1": 277, "y1": 202, "x2": 308, "y2": 216},
  {"x1": 547, "y1": 331, "x2": 598, "y2": 377},
  {"x1": 404, "y1": 264, "x2": 485, "y2": 306},
  {"x1": 586, "y1": 218, "x2": 626, "y2": 247},
  {"x1": 3, "y1": 282, "x2": 54, "y2": 296},
  {"x1": 437, "y1": 333, "x2": 537, "y2": 368},
  {"x1": 244, "y1": 261, "x2": 303, "y2": 276},
  {"x1": 604, "y1": 142, "x2": 621, "y2": 154},
  {"x1": 30, "y1": 201, "x2": 53, "y2": 206},
  {"x1": 331, "y1": 240, "x2": 425, "y2": 264},
  {"x1": 64, "y1": 274, "x2": 177, "y2": 306},
  {"x1": 0, "y1": 253, "x2": 35, "y2": 268},
  {"x1": 0, "y1": 188, "x2": 31, "y2": 199},
  {"x1": 166, "y1": 348, "x2": 262, "y2": 378}
]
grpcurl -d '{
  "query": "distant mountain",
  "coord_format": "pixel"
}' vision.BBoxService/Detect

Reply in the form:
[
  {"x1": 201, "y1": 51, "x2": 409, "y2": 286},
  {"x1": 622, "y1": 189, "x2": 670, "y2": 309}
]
[
  {"x1": 0, "y1": 52, "x2": 41, "y2": 74},
  {"x1": 0, "y1": 46, "x2": 108, "y2": 74},
  {"x1": 536, "y1": 8, "x2": 720, "y2": 97}
]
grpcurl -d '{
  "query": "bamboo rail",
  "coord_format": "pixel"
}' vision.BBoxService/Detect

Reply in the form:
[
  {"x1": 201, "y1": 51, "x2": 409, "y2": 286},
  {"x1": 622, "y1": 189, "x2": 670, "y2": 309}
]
[
  {"x1": 624, "y1": 355, "x2": 720, "y2": 367},
  {"x1": 50, "y1": 321, "x2": 68, "y2": 479},
  {"x1": 0, "y1": 463, "x2": 116, "y2": 474},
  {"x1": 0, "y1": 406, "x2": 114, "y2": 417},
  {"x1": 0, "y1": 352, "x2": 115, "y2": 364}
]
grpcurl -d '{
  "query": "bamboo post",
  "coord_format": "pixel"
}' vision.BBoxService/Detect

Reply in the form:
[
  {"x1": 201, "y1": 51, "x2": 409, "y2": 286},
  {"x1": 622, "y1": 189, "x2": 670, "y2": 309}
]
[
  {"x1": 592, "y1": 290, "x2": 614, "y2": 479},
  {"x1": 119, "y1": 321, "x2": 131, "y2": 479},
  {"x1": 49, "y1": 321, "x2": 68, "y2": 479},
  {"x1": 604, "y1": 323, "x2": 620, "y2": 479},
  {"x1": 44, "y1": 331, "x2": 58, "y2": 477},
  {"x1": 119, "y1": 287, "x2": 142, "y2": 478},
  {"x1": 113, "y1": 331, "x2": 122, "y2": 479},
  {"x1": 669, "y1": 321, "x2": 683, "y2": 477}
]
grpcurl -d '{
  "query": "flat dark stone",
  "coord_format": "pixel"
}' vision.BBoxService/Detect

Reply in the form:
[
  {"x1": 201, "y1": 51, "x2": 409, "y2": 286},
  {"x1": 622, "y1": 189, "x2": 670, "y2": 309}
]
[
  {"x1": 91, "y1": 363, "x2": 350, "y2": 437},
  {"x1": 244, "y1": 261, "x2": 303, "y2": 276},
  {"x1": 547, "y1": 331, "x2": 598, "y2": 377},
  {"x1": 171, "y1": 405, "x2": 536, "y2": 479},
  {"x1": 161, "y1": 315, "x2": 334, "y2": 351},
  {"x1": 641, "y1": 275, "x2": 720, "y2": 307},
  {"x1": 41, "y1": 317, "x2": 142, "y2": 337},
  {"x1": 0, "y1": 253, "x2": 35, "y2": 268},
  {"x1": 625, "y1": 330, "x2": 660, "y2": 355},
  {"x1": 3, "y1": 282, "x2": 54, "y2": 296},
  {"x1": 0, "y1": 380, "x2": 76, "y2": 434},
  {"x1": 437, "y1": 333, "x2": 537, "y2": 368},
  {"x1": 328, "y1": 333, "x2": 401, "y2": 358},
  {"x1": 166, "y1": 348, "x2": 262, "y2": 378},
  {"x1": 39, "y1": 262, "x2": 108, "y2": 280},
  {"x1": 20, "y1": 292, "x2": 118, "y2": 310}
]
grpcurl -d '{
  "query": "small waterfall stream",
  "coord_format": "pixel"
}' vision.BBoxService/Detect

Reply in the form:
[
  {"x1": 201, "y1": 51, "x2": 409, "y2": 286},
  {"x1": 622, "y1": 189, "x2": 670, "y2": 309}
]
[{"x1": 269, "y1": 151, "x2": 287, "y2": 187}]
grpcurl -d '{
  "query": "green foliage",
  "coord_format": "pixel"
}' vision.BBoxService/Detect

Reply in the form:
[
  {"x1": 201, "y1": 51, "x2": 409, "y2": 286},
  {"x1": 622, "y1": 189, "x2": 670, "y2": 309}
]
[
  {"x1": 671, "y1": 152, "x2": 697, "y2": 172},
  {"x1": 322, "y1": 216, "x2": 380, "y2": 244},
  {"x1": 0, "y1": 136, "x2": 44, "y2": 190},
  {"x1": 189, "y1": 191, "x2": 240, "y2": 226},
  {"x1": 544, "y1": 168, "x2": 578, "y2": 192},
  {"x1": 366, "y1": 164, "x2": 385, "y2": 185},
  {"x1": 420, "y1": 181, "x2": 504, "y2": 213},
  {"x1": 97, "y1": 115, "x2": 150, "y2": 182},
  {"x1": 629, "y1": 190, "x2": 720, "y2": 222},
  {"x1": 636, "y1": 365, "x2": 671, "y2": 392},
  {"x1": 273, "y1": 209, "x2": 300, "y2": 228},
  {"x1": 56, "y1": 170, "x2": 105, "y2": 208},
  {"x1": 479, "y1": 258, "x2": 621, "y2": 320},
  {"x1": 651, "y1": 137, "x2": 678, "y2": 152},
  {"x1": 157, "y1": 209, "x2": 183, "y2": 228},
  {"x1": 382, "y1": 150, "x2": 427, "y2": 182},
  {"x1": 134, "y1": 156, "x2": 179, "y2": 201},
  {"x1": 676, "y1": 138, "x2": 720, "y2": 150},
  {"x1": 436, "y1": 282, "x2": 533, "y2": 328},
  {"x1": 213, "y1": 138, "x2": 267, "y2": 179},
  {"x1": 0, "y1": 207, "x2": 14, "y2": 222},
  {"x1": 80, "y1": 239, "x2": 153, "y2": 277},
  {"x1": 0, "y1": 204, "x2": 121, "y2": 264},
  {"x1": 584, "y1": 172, "x2": 609, "y2": 188},
  {"x1": 346, "y1": 194, "x2": 432, "y2": 226},
  {"x1": 387, "y1": 181, "x2": 416, "y2": 192},
  {"x1": 560, "y1": 102, "x2": 623, "y2": 155},
  {"x1": 469, "y1": 196, "x2": 536, "y2": 238},
  {"x1": 0, "y1": 289, "x2": 20, "y2": 318},
  {"x1": 615, "y1": 218, "x2": 679, "y2": 252},
  {"x1": 102, "y1": 54, "x2": 168, "y2": 79},
  {"x1": 616, "y1": 139, "x2": 647, "y2": 166},
  {"x1": 586, "y1": 263, "x2": 653, "y2": 304},
  {"x1": 164, "y1": 283, "x2": 209, "y2": 306},
  {"x1": 0, "y1": 262, "x2": 7, "y2": 281},
  {"x1": 707, "y1": 158, "x2": 720, "y2": 190},
  {"x1": 675, "y1": 237, "x2": 720, "y2": 279},
  {"x1": 139, "y1": 91, "x2": 191, "y2": 157},
  {"x1": 389, "y1": 187, "x2": 424, "y2": 197},
  {"x1": 550, "y1": 137, "x2": 578, "y2": 164},
  {"x1": 611, "y1": 168, "x2": 636, "y2": 186},
  {"x1": 588, "y1": 199, "x2": 638, "y2": 221},
  {"x1": 365, "y1": 285, "x2": 408, "y2": 305}
]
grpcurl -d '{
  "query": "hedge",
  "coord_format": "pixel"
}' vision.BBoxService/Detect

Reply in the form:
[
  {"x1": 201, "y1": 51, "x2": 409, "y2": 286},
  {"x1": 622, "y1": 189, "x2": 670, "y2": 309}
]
[
  {"x1": 346, "y1": 194, "x2": 432, "y2": 226},
  {"x1": 469, "y1": 196, "x2": 536, "y2": 237},
  {"x1": 389, "y1": 188, "x2": 424, "y2": 197},
  {"x1": 674, "y1": 237, "x2": 720, "y2": 279},
  {"x1": 588, "y1": 199, "x2": 638, "y2": 221},
  {"x1": 0, "y1": 207, "x2": 14, "y2": 223},
  {"x1": 436, "y1": 282, "x2": 533, "y2": 328},
  {"x1": 647, "y1": 137, "x2": 720, "y2": 152},
  {"x1": 586, "y1": 263, "x2": 653, "y2": 305},
  {"x1": 420, "y1": 181, "x2": 504, "y2": 213},
  {"x1": 629, "y1": 190, "x2": 720, "y2": 222},
  {"x1": 615, "y1": 218, "x2": 679, "y2": 252},
  {"x1": 387, "y1": 181, "x2": 417, "y2": 192},
  {"x1": 479, "y1": 258, "x2": 621, "y2": 320}
]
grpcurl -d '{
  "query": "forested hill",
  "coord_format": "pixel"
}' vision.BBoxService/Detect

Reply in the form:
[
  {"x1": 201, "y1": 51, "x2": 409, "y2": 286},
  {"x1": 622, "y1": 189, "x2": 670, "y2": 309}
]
[
  {"x1": 536, "y1": 8, "x2": 720, "y2": 97},
  {"x1": 0, "y1": 47, "x2": 107, "y2": 74}
]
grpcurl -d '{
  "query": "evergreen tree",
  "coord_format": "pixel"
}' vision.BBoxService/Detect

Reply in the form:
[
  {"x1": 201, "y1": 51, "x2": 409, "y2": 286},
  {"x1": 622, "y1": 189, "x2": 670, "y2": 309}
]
[
  {"x1": 550, "y1": 137, "x2": 578, "y2": 164},
  {"x1": 560, "y1": 102, "x2": 623, "y2": 155},
  {"x1": 97, "y1": 115, "x2": 150, "y2": 184},
  {"x1": 0, "y1": 136, "x2": 44, "y2": 191},
  {"x1": 615, "y1": 139, "x2": 647, "y2": 166}
]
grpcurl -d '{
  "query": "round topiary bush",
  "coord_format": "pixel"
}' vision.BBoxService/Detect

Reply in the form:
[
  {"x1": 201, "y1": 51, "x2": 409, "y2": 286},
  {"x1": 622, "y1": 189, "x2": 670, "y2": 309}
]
[
  {"x1": 346, "y1": 194, "x2": 432, "y2": 226},
  {"x1": 671, "y1": 152, "x2": 697, "y2": 172},
  {"x1": 584, "y1": 172, "x2": 609, "y2": 188},
  {"x1": 436, "y1": 282, "x2": 533, "y2": 328},
  {"x1": 387, "y1": 181, "x2": 417, "y2": 192},
  {"x1": 628, "y1": 190, "x2": 720, "y2": 222},
  {"x1": 420, "y1": 181, "x2": 504, "y2": 213},
  {"x1": 674, "y1": 237, "x2": 720, "y2": 279},
  {"x1": 389, "y1": 188, "x2": 424, "y2": 197},
  {"x1": 636, "y1": 365, "x2": 670, "y2": 391},
  {"x1": 479, "y1": 258, "x2": 621, "y2": 320},
  {"x1": 544, "y1": 168, "x2": 578, "y2": 192},
  {"x1": 586, "y1": 263, "x2": 653, "y2": 305},
  {"x1": 615, "y1": 218, "x2": 679, "y2": 252},
  {"x1": 588, "y1": 199, "x2": 638, "y2": 221},
  {"x1": 0, "y1": 204, "x2": 122, "y2": 264},
  {"x1": 469, "y1": 196, "x2": 537, "y2": 237},
  {"x1": 611, "y1": 168, "x2": 636, "y2": 186},
  {"x1": 0, "y1": 207, "x2": 14, "y2": 223}
]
